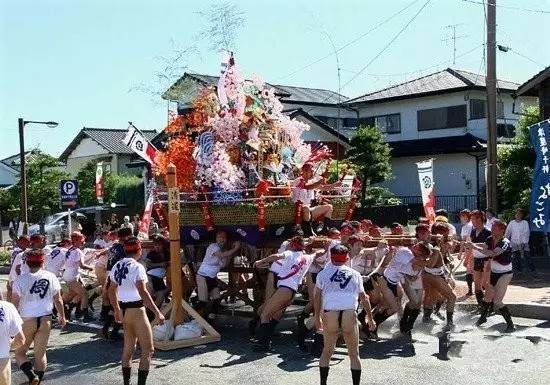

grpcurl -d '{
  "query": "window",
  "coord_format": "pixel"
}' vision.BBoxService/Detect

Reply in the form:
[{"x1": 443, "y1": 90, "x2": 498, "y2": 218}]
[
  {"x1": 359, "y1": 114, "x2": 401, "y2": 134},
  {"x1": 417, "y1": 105, "x2": 467, "y2": 130},
  {"x1": 469, "y1": 99, "x2": 505, "y2": 119},
  {"x1": 497, "y1": 123, "x2": 516, "y2": 138},
  {"x1": 343, "y1": 118, "x2": 358, "y2": 128}
]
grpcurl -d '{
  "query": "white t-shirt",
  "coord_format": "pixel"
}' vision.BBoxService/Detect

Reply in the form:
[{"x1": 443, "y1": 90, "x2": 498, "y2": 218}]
[
  {"x1": 109, "y1": 257, "x2": 148, "y2": 303},
  {"x1": 62, "y1": 246, "x2": 84, "y2": 282},
  {"x1": 13, "y1": 270, "x2": 61, "y2": 318},
  {"x1": 271, "y1": 241, "x2": 290, "y2": 275},
  {"x1": 10, "y1": 247, "x2": 22, "y2": 264},
  {"x1": 460, "y1": 222, "x2": 473, "y2": 240},
  {"x1": 45, "y1": 246, "x2": 68, "y2": 276},
  {"x1": 291, "y1": 177, "x2": 316, "y2": 206},
  {"x1": 505, "y1": 220, "x2": 530, "y2": 246},
  {"x1": 383, "y1": 247, "x2": 415, "y2": 284},
  {"x1": 93, "y1": 238, "x2": 108, "y2": 249},
  {"x1": 276, "y1": 250, "x2": 314, "y2": 291},
  {"x1": 0, "y1": 300, "x2": 23, "y2": 358},
  {"x1": 8, "y1": 251, "x2": 25, "y2": 283},
  {"x1": 316, "y1": 264, "x2": 364, "y2": 311},
  {"x1": 197, "y1": 243, "x2": 225, "y2": 278},
  {"x1": 485, "y1": 217, "x2": 496, "y2": 231}
]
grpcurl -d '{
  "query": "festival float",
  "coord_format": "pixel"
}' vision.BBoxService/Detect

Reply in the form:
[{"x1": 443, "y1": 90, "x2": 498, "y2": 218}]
[{"x1": 149, "y1": 54, "x2": 360, "y2": 247}]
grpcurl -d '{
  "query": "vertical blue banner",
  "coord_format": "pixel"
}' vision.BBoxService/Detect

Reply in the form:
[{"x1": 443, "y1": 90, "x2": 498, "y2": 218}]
[{"x1": 529, "y1": 119, "x2": 550, "y2": 232}]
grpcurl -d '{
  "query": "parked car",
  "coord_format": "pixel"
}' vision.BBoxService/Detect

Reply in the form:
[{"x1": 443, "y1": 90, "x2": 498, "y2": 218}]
[{"x1": 28, "y1": 211, "x2": 87, "y2": 244}]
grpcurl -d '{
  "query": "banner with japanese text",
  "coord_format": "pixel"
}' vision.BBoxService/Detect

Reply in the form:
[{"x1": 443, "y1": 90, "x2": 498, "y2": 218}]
[
  {"x1": 529, "y1": 119, "x2": 550, "y2": 232},
  {"x1": 416, "y1": 159, "x2": 436, "y2": 223}
]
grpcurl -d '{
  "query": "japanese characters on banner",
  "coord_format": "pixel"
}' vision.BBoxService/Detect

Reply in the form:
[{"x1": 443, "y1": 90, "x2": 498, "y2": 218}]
[
  {"x1": 416, "y1": 159, "x2": 436, "y2": 223},
  {"x1": 529, "y1": 119, "x2": 550, "y2": 232},
  {"x1": 95, "y1": 162, "x2": 104, "y2": 203}
]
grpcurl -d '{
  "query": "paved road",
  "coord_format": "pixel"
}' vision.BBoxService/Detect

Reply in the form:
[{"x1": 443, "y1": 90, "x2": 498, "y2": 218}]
[{"x1": 9, "y1": 311, "x2": 550, "y2": 385}]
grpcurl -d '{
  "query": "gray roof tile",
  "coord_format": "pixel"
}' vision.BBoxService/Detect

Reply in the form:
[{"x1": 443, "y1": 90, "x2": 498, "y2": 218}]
[{"x1": 347, "y1": 68, "x2": 520, "y2": 104}]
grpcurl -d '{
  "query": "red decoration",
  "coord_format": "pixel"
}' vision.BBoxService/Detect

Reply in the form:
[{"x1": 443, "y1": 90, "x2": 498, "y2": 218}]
[
  {"x1": 153, "y1": 203, "x2": 168, "y2": 229},
  {"x1": 156, "y1": 136, "x2": 196, "y2": 192},
  {"x1": 257, "y1": 198, "x2": 266, "y2": 231},
  {"x1": 200, "y1": 187, "x2": 214, "y2": 231},
  {"x1": 255, "y1": 179, "x2": 272, "y2": 197},
  {"x1": 344, "y1": 196, "x2": 358, "y2": 221},
  {"x1": 294, "y1": 201, "x2": 304, "y2": 225}
]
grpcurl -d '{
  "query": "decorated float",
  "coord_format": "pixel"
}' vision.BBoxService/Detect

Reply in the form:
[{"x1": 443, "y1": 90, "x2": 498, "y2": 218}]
[{"x1": 149, "y1": 54, "x2": 359, "y2": 247}]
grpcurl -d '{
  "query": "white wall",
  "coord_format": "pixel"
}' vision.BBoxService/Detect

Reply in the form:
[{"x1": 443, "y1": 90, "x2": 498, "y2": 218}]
[
  {"x1": 379, "y1": 153, "x2": 482, "y2": 197},
  {"x1": 355, "y1": 91, "x2": 537, "y2": 142},
  {"x1": 69, "y1": 137, "x2": 109, "y2": 158},
  {"x1": 295, "y1": 115, "x2": 349, "y2": 148}
]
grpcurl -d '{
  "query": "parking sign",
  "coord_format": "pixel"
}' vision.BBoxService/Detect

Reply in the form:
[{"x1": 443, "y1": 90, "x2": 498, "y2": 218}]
[{"x1": 60, "y1": 180, "x2": 79, "y2": 208}]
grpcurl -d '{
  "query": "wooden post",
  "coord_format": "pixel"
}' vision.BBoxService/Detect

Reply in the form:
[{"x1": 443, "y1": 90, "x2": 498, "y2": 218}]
[
  {"x1": 154, "y1": 163, "x2": 221, "y2": 350},
  {"x1": 167, "y1": 164, "x2": 184, "y2": 325}
]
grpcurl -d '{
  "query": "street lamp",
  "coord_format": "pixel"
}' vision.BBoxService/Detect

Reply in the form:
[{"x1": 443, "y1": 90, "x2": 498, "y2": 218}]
[{"x1": 18, "y1": 118, "x2": 59, "y2": 234}]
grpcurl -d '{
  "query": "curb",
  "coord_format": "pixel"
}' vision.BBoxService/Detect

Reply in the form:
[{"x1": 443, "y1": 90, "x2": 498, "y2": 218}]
[{"x1": 456, "y1": 302, "x2": 550, "y2": 321}]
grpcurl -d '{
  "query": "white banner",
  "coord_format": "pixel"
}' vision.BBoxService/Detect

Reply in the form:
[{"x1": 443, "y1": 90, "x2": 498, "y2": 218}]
[
  {"x1": 416, "y1": 159, "x2": 436, "y2": 223},
  {"x1": 122, "y1": 123, "x2": 157, "y2": 165}
]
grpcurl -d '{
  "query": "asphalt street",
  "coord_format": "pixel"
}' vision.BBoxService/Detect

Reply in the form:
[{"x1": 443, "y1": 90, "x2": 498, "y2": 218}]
[{"x1": 9, "y1": 310, "x2": 550, "y2": 385}]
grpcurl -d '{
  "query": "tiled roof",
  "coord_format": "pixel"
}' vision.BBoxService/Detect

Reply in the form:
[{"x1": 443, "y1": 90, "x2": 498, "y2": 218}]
[
  {"x1": 347, "y1": 68, "x2": 520, "y2": 104},
  {"x1": 162, "y1": 73, "x2": 348, "y2": 105},
  {"x1": 59, "y1": 127, "x2": 157, "y2": 161},
  {"x1": 515, "y1": 66, "x2": 550, "y2": 97},
  {"x1": 389, "y1": 133, "x2": 486, "y2": 157}
]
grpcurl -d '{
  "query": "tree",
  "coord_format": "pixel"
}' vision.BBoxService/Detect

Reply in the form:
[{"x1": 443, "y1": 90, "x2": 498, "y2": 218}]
[
  {"x1": 497, "y1": 105, "x2": 540, "y2": 218},
  {"x1": 346, "y1": 126, "x2": 392, "y2": 204},
  {"x1": 4, "y1": 152, "x2": 70, "y2": 222},
  {"x1": 75, "y1": 160, "x2": 144, "y2": 211}
]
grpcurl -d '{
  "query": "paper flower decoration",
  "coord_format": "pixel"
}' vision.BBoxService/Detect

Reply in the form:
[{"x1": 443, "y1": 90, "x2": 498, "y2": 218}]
[
  {"x1": 155, "y1": 136, "x2": 196, "y2": 192},
  {"x1": 196, "y1": 142, "x2": 245, "y2": 190}
]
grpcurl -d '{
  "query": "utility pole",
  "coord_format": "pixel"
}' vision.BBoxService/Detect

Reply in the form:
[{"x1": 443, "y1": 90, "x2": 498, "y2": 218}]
[
  {"x1": 442, "y1": 24, "x2": 468, "y2": 65},
  {"x1": 486, "y1": 0, "x2": 498, "y2": 212},
  {"x1": 18, "y1": 118, "x2": 28, "y2": 234}
]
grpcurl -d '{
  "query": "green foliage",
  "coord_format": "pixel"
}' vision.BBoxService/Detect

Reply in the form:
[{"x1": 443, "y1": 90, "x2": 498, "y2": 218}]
[
  {"x1": 1, "y1": 152, "x2": 70, "y2": 222},
  {"x1": 346, "y1": 126, "x2": 392, "y2": 203},
  {"x1": 326, "y1": 160, "x2": 357, "y2": 183},
  {"x1": 497, "y1": 105, "x2": 540, "y2": 213},
  {"x1": 360, "y1": 186, "x2": 401, "y2": 207},
  {"x1": 0, "y1": 249, "x2": 10, "y2": 265},
  {"x1": 76, "y1": 161, "x2": 144, "y2": 211}
]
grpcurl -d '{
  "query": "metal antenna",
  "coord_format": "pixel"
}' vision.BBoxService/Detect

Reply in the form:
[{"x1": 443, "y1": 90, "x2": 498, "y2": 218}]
[{"x1": 442, "y1": 24, "x2": 469, "y2": 64}]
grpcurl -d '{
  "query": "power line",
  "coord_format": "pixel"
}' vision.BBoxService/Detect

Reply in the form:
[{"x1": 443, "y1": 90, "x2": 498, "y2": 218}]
[
  {"x1": 340, "y1": 0, "x2": 433, "y2": 91},
  {"x1": 509, "y1": 49, "x2": 546, "y2": 68},
  {"x1": 460, "y1": 0, "x2": 550, "y2": 14},
  {"x1": 274, "y1": 0, "x2": 422, "y2": 82},
  {"x1": 303, "y1": 0, "x2": 433, "y2": 112}
]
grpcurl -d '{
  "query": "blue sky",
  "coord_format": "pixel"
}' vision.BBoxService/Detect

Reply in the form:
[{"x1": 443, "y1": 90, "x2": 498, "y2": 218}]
[{"x1": 1, "y1": 0, "x2": 548, "y2": 160}]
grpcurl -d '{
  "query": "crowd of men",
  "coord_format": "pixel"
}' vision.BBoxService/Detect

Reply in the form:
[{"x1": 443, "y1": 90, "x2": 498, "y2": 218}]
[{"x1": 0, "y1": 204, "x2": 531, "y2": 385}]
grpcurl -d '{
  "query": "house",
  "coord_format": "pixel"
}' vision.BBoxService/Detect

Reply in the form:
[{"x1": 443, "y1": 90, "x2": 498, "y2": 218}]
[
  {"x1": 515, "y1": 66, "x2": 550, "y2": 120},
  {"x1": 59, "y1": 127, "x2": 157, "y2": 176},
  {"x1": 339, "y1": 68, "x2": 538, "y2": 210},
  {"x1": 0, "y1": 150, "x2": 41, "y2": 187}
]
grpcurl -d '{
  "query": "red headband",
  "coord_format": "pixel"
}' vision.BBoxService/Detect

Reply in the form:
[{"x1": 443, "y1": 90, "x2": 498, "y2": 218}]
[
  {"x1": 25, "y1": 250, "x2": 45, "y2": 263},
  {"x1": 330, "y1": 251, "x2": 348, "y2": 264},
  {"x1": 340, "y1": 226, "x2": 354, "y2": 236},
  {"x1": 71, "y1": 232, "x2": 85, "y2": 241},
  {"x1": 289, "y1": 237, "x2": 305, "y2": 251}
]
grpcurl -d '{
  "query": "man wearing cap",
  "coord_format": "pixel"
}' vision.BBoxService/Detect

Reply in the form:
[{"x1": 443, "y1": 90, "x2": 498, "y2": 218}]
[
  {"x1": 314, "y1": 244, "x2": 376, "y2": 385},
  {"x1": 11, "y1": 249, "x2": 66, "y2": 384}
]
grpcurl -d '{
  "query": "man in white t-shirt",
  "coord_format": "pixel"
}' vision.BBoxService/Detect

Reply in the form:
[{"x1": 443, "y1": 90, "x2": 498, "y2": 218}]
[
  {"x1": 505, "y1": 208, "x2": 535, "y2": 273},
  {"x1": 0, "y1": 299, "x2": 25, "y2": 385},
  {"x1": 314, "y1": 244, "x2": 376, "y2": 385},
  {"x1": 291, "y1": 163, "x2": 339, "y2": 236},
  {"x1": 252, "y1": 236, "x2": 324, "y2": 351},
  {"x1": 6, "y1": 235, "x2": 30, "y2": 301},
  {"x1": 108, "y1": 237, "x2": 164, "y2": 385},
  {"x1": 44, "y1": 238, "x2": 71, "y2": 277},
  {"x1": 62, "y1": 232, "x2": 94, "y2": 321},
  {"x1": 11, "y1": 249, "x2": 66, "y2": 384},
  {"x1": 195, "y1": 231, "x2": 241, "y2": 320}
]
